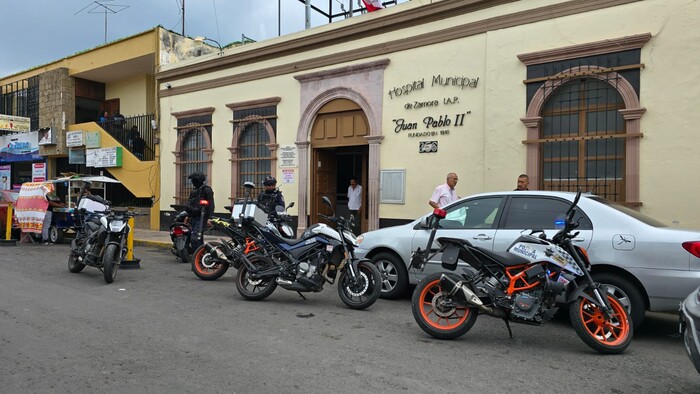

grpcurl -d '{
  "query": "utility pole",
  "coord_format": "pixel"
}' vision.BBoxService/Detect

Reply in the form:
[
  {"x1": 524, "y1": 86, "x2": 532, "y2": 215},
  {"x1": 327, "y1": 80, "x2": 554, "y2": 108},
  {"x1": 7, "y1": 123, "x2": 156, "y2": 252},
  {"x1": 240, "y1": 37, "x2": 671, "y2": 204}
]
[{"x1": 182, "y1": 0, "x2": 185, "y2": 36}]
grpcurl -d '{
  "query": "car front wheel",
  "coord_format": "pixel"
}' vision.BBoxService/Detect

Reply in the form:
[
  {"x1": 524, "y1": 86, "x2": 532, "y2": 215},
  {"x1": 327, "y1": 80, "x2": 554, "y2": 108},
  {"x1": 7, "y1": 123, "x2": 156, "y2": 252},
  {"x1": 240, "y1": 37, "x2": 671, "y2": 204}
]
[
  {"x1": 591, "y1": 272, "x2": 645, "y2": 330},
  {"x1": 371, "y1": 252, "x2": 408, "y2": 299}
]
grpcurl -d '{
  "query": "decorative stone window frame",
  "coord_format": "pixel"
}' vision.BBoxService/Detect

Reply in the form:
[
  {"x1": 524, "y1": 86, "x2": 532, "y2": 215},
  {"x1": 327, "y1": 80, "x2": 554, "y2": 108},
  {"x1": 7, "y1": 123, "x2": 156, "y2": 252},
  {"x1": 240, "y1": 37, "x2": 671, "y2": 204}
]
[
  {"x1": 518, "y1": 33, "x2": 650, "y2": 207},
  {"x1": 171, "y1": 107, "x2": 215, "y2": 203},
  {"x1": 226, "y1": 97, "x2": 280, "y2": 203}
]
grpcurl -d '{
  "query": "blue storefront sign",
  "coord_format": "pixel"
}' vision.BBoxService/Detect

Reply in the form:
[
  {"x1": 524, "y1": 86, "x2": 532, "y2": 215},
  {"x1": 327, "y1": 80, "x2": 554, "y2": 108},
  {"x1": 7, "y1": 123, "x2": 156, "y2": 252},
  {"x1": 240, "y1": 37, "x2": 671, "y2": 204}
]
[{"x1": 0, "y1": 131, "x2": 42, "y2": 162}]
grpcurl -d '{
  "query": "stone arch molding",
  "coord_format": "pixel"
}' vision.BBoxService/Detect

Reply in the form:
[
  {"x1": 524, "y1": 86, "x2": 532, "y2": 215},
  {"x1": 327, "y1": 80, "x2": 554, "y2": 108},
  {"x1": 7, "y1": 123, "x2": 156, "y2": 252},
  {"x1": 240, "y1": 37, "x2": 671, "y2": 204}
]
[
  {"x1": 294, "y1": 59, "x2": 389, "y2": 233},
  {"x1": 521, "y1": 66, "x2": 646, "y2": 205}
]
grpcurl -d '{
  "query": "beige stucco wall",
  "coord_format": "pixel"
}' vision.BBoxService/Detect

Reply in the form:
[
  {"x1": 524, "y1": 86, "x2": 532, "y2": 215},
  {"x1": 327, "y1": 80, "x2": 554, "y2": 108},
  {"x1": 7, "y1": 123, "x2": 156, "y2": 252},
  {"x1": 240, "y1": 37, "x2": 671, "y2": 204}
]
[
  {"x1": 107, "y1": 74, "x2": 152, "y2": 116},
  {"x1": 159, "y1": 0, "x2": 700, "y2": 229}
]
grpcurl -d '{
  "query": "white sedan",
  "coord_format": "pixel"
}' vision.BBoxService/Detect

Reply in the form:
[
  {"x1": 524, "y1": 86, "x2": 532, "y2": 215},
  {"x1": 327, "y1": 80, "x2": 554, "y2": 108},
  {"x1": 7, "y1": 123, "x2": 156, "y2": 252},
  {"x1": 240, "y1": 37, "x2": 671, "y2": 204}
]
[{"x1": 356, "y1": 191, "x2": 700, "y2": 328}]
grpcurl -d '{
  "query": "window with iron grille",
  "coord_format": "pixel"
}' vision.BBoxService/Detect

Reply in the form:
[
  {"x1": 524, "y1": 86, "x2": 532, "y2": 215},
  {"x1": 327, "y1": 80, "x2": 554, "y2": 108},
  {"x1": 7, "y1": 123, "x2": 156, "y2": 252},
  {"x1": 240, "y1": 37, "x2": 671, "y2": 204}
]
[
  {"x1": 229, "y1": 100, "x2": 279, "y2": 202},
  {"x1": 0, "y1": 77, "x2": 39, "y2": 130},
  {"x1": 541, "y1": 77, "x2": 626, "y2": 201},
  {"x1": 237, "y1": 121, "x2": 272, "y2": 198},
  {"x1": 524, "y1": 50, "x2": 642, "y2": 203},
  {"x1": 174, "y1": 112, "x2": 213, "y2": 204}
]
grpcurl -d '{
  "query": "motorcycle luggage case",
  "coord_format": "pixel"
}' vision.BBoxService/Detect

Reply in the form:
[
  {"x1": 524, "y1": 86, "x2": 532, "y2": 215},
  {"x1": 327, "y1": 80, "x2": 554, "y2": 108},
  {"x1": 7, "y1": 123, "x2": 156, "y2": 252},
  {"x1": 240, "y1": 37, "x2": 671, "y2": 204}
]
[{"x1": 232, "y1": 202, "x2": 267, "y2": 227}]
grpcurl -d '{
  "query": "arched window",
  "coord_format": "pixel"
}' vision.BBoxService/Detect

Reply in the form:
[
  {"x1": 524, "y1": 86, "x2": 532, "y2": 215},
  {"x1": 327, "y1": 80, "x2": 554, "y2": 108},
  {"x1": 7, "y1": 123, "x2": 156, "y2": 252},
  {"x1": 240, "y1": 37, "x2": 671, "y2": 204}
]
[
  {"x1": 179, "y1": 127, "x2": 210, "y2": 201},
  {"x1": 171, "y1": 108, "x2": 214, "y2": 204},
  {"x1": 227, "y1": 98, "x2": 279, "y2": 203},
  {"x1": 237, "y1": 121, "x2": 272, "y2": 197},
  {"x1": 540, "y1": 78, "x2": 626, "y2": 201}
]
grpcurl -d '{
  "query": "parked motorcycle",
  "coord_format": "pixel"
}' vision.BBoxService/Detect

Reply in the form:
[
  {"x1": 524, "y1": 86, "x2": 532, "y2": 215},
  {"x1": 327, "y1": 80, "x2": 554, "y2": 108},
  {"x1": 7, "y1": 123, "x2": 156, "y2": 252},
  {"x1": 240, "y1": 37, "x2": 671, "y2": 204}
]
[
  {"x1": 233, "y1": 182, "x2": 382, "y2": 309},
  {"x1": 167, "y1": 201, "x2": 209, "y2": 263},
  {"x1": 409, "y1": 190, "x2": 632, "y2": 354},
  {"x1": 68, "y1": 194, "x2": 140, "y2": 284},
  {"x1": 190, "y1": 196, "x2": 295, "y2": 281}
]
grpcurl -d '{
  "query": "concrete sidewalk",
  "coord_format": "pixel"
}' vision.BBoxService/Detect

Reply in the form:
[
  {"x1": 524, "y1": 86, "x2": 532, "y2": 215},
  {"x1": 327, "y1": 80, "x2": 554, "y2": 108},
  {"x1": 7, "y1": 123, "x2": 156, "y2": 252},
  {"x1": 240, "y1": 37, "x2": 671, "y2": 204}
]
[{"x1": 132, "y1": 228, "x2": 226, "y2": 249}]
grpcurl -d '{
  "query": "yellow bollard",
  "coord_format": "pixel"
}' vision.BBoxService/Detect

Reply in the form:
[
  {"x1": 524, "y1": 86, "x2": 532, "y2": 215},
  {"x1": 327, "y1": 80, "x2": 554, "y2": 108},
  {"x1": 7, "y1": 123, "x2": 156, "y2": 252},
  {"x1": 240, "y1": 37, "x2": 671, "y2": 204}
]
[
  {"x1": 126, "y1": 216, "x2": 135, "y2": 260},
  {"x1": 5, "y1": 201, "x2": 12, "y2": 240},
  {"x1": 120, "y1": 216, "x2": 140, "y2": 268}
]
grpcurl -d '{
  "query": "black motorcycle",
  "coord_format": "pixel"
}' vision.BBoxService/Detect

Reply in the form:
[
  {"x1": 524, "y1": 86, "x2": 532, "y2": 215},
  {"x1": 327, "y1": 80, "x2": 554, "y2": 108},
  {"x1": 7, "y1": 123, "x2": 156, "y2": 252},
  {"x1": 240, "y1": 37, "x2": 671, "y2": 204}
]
[
  {"x1": 409, "y1": 190, "x2": 632, "y2": 354},
  {"x1": 233, "y1": 182, "x2": 382, "y2": 309},
  {"x1": 68, "y1": 198, "x2": 140, "y2": 284},
  {"x1": 191, "y1": 201, "x2": 295, "y2": 281}
]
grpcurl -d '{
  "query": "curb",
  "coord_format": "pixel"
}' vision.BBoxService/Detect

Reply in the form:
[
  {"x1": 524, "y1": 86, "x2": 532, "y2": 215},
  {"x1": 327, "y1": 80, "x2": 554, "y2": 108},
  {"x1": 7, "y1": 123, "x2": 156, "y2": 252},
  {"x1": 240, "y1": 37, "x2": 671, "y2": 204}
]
[{"x1": 134, "y1": 239, "x2": 172, "y2": 250}]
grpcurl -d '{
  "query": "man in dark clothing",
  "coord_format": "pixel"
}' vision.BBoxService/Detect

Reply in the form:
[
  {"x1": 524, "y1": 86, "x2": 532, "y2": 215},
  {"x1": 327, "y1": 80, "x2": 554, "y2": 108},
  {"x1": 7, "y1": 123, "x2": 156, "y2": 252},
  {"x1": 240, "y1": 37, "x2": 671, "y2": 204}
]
[
  {"x1": 257, "y1": 176, "x2": 284, "y2": 213},
  {"x1": 186, "y1": 172, "x2": 215, "y2": 250},
  {"x1": 515, "y1": 174, "x2": 530, "y2": 191}
]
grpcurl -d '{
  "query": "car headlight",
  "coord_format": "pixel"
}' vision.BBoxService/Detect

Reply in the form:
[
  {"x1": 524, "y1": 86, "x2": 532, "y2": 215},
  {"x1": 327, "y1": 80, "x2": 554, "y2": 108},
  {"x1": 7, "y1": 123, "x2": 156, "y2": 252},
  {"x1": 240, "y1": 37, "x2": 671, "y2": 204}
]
[{"x1": 356, "y1": 234, "x2": 364, "y2": 245}]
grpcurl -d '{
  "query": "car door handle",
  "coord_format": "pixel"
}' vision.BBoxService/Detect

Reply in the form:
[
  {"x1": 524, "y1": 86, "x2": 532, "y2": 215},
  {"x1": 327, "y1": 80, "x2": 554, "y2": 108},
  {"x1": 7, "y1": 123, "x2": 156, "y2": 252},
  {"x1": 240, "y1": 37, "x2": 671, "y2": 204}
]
[
  {"x1": 573, "y1": 238, "x2": 585, "y2": 243},
  {"x1": 472, "y1": 234, "x2": 492, "y2": 241}
]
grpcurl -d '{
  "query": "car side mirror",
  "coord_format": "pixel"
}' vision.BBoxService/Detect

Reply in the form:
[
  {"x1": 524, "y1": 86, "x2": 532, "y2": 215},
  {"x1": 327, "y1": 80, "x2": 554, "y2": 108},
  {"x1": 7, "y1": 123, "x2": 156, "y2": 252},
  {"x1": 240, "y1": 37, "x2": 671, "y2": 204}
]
[{"x1": 419, "y1": 216, "x2": 431, "y2": 229}]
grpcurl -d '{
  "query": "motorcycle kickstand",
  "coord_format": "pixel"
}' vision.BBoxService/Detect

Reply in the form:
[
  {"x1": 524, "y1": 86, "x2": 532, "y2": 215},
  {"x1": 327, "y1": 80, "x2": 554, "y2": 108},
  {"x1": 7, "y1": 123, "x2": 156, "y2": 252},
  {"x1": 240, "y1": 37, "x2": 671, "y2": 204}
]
[
  {"x1": 297, "y1": 291, "x2": 306, "y2": 300},
  {"x1": 503, "y1": 318, "x2": 513, "y2": 339}
]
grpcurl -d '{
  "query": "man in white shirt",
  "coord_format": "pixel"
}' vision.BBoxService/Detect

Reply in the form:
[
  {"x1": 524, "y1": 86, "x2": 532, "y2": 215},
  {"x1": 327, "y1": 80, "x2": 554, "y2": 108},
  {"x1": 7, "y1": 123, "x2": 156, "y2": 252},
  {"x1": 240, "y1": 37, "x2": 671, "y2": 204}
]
[
  {"x1": 347, "y1": 177, "x2": 362, "y2": 234},
  {"x1": 429, "y1": 172, "x2": 459, "y2": 208}
]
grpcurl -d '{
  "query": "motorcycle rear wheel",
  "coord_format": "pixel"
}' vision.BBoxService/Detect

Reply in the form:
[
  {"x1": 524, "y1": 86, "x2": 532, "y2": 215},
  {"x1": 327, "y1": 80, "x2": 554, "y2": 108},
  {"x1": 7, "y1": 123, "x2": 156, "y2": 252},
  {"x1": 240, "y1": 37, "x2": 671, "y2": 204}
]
[
  {"x1": 102, "y1": 244, "x2": 120, "y2": 284},
  {"x1": 337, "y1": 260, "x2": 382, "y2": 310},
  {"x1": 411, "y1": 272, "x2": 478, "y2": 340},
  {"x1": 68, "y1": 239, "x2": 86, "y2": 273},
  {"x1": 235, "y1": 254, "x2": 277, "y2": 301},
  {"x1": 569, "y1": 292, "x2": 632, "y2": 354},
  {"x1": 191, "y1": 242, "x2": 229, "y2": 281}
]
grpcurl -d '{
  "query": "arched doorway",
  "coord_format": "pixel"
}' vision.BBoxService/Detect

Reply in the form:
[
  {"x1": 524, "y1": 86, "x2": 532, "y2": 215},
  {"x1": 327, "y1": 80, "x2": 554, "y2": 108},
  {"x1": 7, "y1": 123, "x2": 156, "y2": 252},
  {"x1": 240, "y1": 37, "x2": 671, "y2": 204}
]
[{"x1": 310, "y1": 99, "x2": 369, "y2": 233}]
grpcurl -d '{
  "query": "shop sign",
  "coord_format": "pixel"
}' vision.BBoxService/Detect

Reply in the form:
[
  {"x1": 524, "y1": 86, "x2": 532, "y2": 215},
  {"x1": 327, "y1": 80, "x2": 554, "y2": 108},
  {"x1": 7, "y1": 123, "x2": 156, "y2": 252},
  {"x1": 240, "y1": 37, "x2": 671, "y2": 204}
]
[
  {"x1": 66, "y1": 131, "x2": 85, "y2": 147},
  {"x1": 86, "y1": 147, "x2": 123, "y2": 168},
  {"x1": 0, "y1": 131, "x2": 41, "y2": 162},
  {"x1": 32, "y1": 163, "x2": 46, "y2": 182},
  {"x1": 0, "y1": 114, "x2": 31, "y2": 132},
  {"x1": 85, "y1": 131, "x2": 101, "y2": 148},
  {"x1": 278, "y1": 145, "x2": 298, "y2": 168},
  {"x1": 0, "y1": 165, "x2": 10, "y2": 190},
  {"x1": 69, "y1": 148, "x2": 86, "y2": 164},
  {"x1": 38, "y1": 127, "x2": 55, "y2": 145}
]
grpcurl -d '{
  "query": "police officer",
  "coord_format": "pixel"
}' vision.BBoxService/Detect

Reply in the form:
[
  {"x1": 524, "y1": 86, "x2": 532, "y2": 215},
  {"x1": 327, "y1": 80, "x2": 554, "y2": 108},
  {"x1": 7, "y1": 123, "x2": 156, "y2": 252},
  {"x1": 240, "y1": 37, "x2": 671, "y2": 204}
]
[
  {"x1": 257, "y1": 176, "x2": 285, "y2": 213},
  {"x1": 186, "y1": 172, "x2": 215, "y2": 250}
]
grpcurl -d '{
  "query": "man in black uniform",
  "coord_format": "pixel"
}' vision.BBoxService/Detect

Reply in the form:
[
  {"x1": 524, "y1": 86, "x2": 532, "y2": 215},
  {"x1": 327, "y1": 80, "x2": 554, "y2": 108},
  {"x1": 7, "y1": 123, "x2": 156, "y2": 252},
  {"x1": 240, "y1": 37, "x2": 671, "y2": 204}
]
[
  {"x1": 185, "y1": 172, "x2": 215, "y2": 250},
  {"x1": 257, "y1": 176, "x2": 285, "y2": 213}
]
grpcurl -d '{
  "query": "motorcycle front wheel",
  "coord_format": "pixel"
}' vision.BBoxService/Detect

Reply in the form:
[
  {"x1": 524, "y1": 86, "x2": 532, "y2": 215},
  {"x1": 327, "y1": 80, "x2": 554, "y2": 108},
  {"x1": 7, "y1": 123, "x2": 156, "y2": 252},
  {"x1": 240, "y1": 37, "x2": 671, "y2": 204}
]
[
  {"x1": 191, "y1": 242, "x2": 229, "y2": 281},
  {"x1": 411, "y1": 272, "x2": 478, "y2": 340},
  {"x1": 102, "y1": 244, "x2": 120, "y2": 284},
  {"x1": 235, "y1": 254, "x2": 277, "y2": 301},
  {"x1": 337, "y1": 260, "x2": 382, "y2": 310},
  {"x1": 569, "y1": 292, "x2": 632, "y2": 354},
  {"x1": 68, "y1": 239, "x2": 86, "y2": 273}
]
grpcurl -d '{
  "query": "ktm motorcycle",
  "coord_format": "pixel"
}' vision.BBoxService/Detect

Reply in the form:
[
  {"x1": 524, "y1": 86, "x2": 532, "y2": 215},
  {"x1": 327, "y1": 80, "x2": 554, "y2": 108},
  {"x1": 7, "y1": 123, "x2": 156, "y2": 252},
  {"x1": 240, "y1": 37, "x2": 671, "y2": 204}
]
[
  {"x1": 233, "y1": 182, "x2": 382, "y2": 310},
  {"x1": 190, "y1": 198, "x2": 295, "y2": 281},
  {"x1": 409, "y1": 190, "x2": 632, "y2": 354}
]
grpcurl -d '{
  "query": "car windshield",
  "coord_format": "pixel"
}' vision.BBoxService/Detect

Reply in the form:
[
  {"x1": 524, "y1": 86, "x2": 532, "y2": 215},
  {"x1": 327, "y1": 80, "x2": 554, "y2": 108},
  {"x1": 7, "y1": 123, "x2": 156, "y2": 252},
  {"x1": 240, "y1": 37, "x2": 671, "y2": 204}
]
[{"x1": 587, "y1": 195, "x2": 668, "y2": 227}]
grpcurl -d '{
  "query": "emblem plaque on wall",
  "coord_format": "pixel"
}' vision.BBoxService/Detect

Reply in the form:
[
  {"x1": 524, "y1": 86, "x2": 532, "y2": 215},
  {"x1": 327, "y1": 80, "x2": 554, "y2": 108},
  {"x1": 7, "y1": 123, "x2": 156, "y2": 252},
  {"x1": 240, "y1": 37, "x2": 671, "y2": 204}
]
[{"x1": 419, "y1": 141, "x2": 438, "y2": 153}]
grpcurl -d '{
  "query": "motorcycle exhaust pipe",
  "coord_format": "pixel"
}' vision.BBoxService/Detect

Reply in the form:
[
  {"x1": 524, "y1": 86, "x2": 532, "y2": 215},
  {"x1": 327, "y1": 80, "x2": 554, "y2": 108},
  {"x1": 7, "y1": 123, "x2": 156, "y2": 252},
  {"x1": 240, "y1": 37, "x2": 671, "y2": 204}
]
[
  {"x1": 440, "y1": 273, "x2": 498, "y2": 316},
  {"x1": 204, "y1": 243, "x2": 228, "y2": 260}
]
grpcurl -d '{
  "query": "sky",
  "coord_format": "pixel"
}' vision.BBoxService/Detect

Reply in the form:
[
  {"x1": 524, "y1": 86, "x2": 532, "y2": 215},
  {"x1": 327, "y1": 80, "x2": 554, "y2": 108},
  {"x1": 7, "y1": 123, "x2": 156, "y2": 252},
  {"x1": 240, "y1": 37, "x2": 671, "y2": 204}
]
[{"x1": 0, "y1": 0, "x2": 408, "y2": 77}]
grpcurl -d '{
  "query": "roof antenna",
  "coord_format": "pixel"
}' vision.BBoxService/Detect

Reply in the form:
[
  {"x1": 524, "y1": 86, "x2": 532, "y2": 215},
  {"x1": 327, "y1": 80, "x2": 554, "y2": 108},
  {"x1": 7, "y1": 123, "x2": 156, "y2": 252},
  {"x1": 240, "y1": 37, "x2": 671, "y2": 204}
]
[{"x1": 75, "y1": 1, "x2": 129, "y2": 44}]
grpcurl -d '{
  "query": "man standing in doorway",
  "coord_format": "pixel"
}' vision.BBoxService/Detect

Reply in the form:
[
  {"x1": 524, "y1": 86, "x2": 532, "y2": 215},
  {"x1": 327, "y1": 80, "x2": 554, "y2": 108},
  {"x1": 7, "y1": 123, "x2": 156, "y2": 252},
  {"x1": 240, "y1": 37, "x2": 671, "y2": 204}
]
[
  {"x1": 347, "y1": 177, "x2": 362, "y2": 234},
  {"x1": 429, "y1": 172, "x2": 459, "y2": 209}
]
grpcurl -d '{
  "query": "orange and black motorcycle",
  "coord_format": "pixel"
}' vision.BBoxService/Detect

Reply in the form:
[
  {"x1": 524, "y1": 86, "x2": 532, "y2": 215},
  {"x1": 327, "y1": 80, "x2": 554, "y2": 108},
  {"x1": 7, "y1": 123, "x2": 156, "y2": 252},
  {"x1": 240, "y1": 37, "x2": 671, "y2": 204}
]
[{"x1": 409, "y1": 190, "x2": 632, "y2": 354}]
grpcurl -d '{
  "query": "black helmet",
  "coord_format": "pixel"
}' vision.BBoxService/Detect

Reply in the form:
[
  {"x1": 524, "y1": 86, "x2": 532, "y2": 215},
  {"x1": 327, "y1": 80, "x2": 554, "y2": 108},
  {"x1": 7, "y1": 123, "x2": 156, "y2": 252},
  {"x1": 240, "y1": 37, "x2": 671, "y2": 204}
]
[
  {"x1": 188, "y1": 172, "x2": 206, "y2": 187},
  {"x1": 263, "y1": 176, "x2": 277, "y2": 186}
]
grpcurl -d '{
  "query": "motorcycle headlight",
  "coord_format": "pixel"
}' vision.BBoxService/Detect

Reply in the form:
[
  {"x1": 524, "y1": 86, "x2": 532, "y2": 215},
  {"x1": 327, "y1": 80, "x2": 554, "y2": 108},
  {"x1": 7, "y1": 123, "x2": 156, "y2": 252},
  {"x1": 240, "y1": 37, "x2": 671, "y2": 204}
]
[
  {"x1": 109, "y1": 220, "x2": 124, "y2": 232},
  {"x1": 343, "y1": 230, "x2": 359, "y2": 247}
]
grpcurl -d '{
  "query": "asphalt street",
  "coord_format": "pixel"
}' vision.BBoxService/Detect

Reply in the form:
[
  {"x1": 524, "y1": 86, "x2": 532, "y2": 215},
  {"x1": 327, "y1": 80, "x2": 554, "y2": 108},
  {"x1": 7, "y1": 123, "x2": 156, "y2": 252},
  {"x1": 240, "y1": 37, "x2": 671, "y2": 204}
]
[{"x1": 1, "y1": 243, "x2": 698, "y2": 393}]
